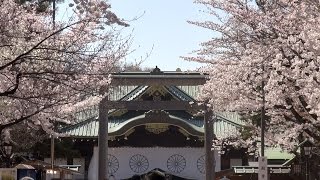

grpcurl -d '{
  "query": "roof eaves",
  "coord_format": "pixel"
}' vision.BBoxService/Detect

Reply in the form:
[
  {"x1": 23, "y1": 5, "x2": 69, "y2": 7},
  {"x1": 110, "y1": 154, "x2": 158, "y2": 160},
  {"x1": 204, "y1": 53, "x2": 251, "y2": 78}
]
[
  {"x1": 216, "y1": 115, "x2": 243, "y2": 128},
  {"x1": 60, "y1": 116, "x2": 97, "y2": 133}
]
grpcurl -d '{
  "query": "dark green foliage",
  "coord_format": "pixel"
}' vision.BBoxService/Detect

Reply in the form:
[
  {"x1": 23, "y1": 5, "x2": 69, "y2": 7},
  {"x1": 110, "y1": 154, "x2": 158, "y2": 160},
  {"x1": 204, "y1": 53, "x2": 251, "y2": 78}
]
[
  {"x1": 33, "y1": 138, "x2": 81, "y2": 159},
  {"x1": 240, "y1": 126, "x2": 254, "y2": 141}
]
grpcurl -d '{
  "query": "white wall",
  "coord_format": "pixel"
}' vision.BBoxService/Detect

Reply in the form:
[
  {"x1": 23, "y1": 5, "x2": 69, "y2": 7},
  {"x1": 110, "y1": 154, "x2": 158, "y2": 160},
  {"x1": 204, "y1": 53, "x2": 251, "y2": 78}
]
[{"x1": 88, "y1": 147, "x2": 221, "y2": 180}]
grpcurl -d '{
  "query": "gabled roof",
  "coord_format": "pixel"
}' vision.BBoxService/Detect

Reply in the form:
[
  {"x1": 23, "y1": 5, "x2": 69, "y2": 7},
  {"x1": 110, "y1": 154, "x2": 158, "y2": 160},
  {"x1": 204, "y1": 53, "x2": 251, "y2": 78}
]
[
  {"x1": 109, "y1": 86, "x2": 148, "y2": 101},
  {"x1": 63, "y1": 70, "x2": 244, "y2": 139},
  {"x1": 166, "y1": 86, "x2": 194, "y2": 101},
  {"x1": 74, "y1": 85, "x2": 201, "y2": 121}
]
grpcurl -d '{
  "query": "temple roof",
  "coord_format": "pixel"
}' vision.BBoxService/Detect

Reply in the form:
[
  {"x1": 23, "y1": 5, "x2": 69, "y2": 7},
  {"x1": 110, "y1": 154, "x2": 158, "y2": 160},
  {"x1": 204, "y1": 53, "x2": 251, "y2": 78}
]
[
  {"x1": 61, "y1": 68, "x2": 244, "y2": 139},
  {"x1": 62, "y1": 111, "x2": 243, "y2": 139}
]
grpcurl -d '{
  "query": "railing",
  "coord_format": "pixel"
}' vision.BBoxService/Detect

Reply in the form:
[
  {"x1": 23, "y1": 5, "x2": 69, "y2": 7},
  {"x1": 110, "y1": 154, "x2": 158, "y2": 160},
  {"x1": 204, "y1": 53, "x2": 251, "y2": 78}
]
[
  {"x1": 233, "y1": 165, "x2": 291, "y2": 174},
  {"x1": 58, "y1": 165, "x2": 81, "y2": 172}
]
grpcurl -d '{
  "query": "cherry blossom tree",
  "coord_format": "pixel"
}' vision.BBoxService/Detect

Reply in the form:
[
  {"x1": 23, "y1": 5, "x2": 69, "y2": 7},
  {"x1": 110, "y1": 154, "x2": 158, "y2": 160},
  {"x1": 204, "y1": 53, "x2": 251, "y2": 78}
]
[
  {"x1": 17, "y1": 0, "x2": 65, "y2": 12},
  {"x1": 0, "y1": 0, "x2": 130, "y2": 143},
  {"x1": 187, "y1": 0, "x2": 320, "y2": 151}
]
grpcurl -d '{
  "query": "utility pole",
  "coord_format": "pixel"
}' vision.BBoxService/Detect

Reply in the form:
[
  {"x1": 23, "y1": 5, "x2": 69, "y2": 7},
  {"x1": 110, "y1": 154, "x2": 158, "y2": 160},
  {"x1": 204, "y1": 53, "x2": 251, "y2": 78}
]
[
  {"x1": 53, "y1": 0, "x2": 56, "y2": 28},
  {"x1": 261, "y1": 63, "x2": 266, "y2": 157},
  {"x1": 98, "y1": 97, "x2": 108, "y2": 180},
  {"x1": 50, "y1": 135, "x2": 55, "y2": 170},
  {"x1": 258, "y1": 63, "x2": 268, "y2": 180},
  {"x1": 50, "y1": 0, "x2": 56, "y2": 172},
  {"x1": 204, "y1": 103, "x2": 215, "y2": 180}
]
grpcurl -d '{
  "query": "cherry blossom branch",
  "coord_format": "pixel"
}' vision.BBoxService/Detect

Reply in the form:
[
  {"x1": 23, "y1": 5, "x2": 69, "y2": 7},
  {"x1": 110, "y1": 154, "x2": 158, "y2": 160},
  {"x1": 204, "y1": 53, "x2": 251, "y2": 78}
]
[
  {"x1": 0, "y1": 18, "x2": 102, "y2": 71},
  {"x1": 0, "y1": 73, "x2": 21, "y2": 96}
]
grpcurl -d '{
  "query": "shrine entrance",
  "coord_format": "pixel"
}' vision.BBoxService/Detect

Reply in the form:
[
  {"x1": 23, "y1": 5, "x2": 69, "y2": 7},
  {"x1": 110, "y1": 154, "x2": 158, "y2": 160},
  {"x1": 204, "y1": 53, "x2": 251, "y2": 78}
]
[{"x1": 96, "y1": 67, "x2": 216, "y2": 180}]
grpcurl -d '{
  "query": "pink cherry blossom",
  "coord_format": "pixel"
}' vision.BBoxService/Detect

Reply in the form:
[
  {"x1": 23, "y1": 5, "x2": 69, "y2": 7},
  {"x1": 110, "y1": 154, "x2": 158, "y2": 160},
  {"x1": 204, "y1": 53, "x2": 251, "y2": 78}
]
[
  {"x1": 0, "y1": 0, "x2": 130, "y2": 141},
  {"x1": 187, "y1": 0, "x2": 320, "y2": 151}
]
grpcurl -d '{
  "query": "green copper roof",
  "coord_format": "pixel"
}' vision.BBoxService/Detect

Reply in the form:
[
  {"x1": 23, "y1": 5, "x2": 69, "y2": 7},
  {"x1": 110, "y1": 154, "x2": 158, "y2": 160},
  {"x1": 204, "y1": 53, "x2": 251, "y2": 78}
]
[
  {"x1": 176, "y1": 86, "x2": 201, "y2": 99},
  {"x1": 66, "y1": 83, "x2": 244, "y2": 139},
  {"x1": 264, "y1": 148, "x2": 295, "y2": 160},
  {"x1": 62, "y1": 113, "x2": 243, "y2": 138},
  {"x1": 109, "y1": 86, "x2": 148, "y2": 101}
]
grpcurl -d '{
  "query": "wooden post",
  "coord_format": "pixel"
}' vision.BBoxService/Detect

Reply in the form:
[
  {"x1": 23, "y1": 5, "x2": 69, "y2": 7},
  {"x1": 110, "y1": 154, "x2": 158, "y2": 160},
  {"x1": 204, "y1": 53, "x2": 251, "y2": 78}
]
[
  {"x1": 205, "y1": 107, "x2": 215, "y2": 180},
  {"x1": 50, "y1": 135, "x2": 54, "y2": 170},
  {"x1": 60, "y1": 171, "x2": 65, "y2": 180},
  {"x1": 98, "y1": 97, "x2": 108, "y2": 180}
]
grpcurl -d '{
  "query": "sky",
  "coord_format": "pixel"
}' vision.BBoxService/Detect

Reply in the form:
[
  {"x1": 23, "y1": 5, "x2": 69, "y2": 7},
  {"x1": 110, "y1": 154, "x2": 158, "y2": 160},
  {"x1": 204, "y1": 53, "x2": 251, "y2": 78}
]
[
  {"x1": 58, "y1": 0, "x2": 215, "y2": 71},
  {"x1": 109, "y1": 0, "x2": 215, "y2": 71}
]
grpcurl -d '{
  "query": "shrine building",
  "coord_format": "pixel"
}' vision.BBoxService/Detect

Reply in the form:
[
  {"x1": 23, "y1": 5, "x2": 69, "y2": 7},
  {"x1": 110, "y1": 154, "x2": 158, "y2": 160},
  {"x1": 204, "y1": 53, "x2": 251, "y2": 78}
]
[{"x1": 56, "y1": 67, "x2": 293, "y2": 179}]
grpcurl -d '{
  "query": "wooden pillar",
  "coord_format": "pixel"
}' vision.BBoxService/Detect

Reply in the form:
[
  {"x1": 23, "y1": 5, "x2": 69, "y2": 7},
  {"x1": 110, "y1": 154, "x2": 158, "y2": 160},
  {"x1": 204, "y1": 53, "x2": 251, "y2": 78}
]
[
  {"x1": 205, "y1": 107, "x2": 215, "y2": 180},
  {"x1": 98, "y1": 97, "x2": 108, "y2": 180}
]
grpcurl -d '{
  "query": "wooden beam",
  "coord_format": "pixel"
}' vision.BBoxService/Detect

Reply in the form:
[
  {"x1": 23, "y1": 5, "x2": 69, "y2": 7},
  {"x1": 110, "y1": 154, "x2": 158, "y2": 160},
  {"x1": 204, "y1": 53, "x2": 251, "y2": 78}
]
[
  {"x1": 110, "y1": 74, "x2": 206, "y2": 86},
  {"x1": 105, "y1": 101, "x2": 203, "y2": 110},
  {"x1": 98, "y1": 97, "x2": 108, "y2": 180},
  {"x1": 205, "y1": 108, "x2": 215, "y2": 180}
]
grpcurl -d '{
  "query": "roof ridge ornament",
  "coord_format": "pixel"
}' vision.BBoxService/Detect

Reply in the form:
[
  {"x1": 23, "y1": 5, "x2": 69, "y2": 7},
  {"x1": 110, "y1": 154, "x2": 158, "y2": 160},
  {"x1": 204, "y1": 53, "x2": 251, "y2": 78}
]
[{"x1": 150, "y1": 66, "x2": 163, "y2": 75}]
